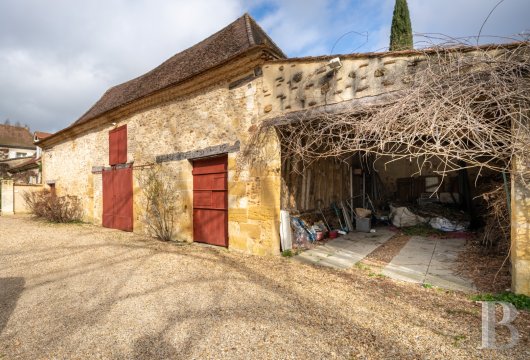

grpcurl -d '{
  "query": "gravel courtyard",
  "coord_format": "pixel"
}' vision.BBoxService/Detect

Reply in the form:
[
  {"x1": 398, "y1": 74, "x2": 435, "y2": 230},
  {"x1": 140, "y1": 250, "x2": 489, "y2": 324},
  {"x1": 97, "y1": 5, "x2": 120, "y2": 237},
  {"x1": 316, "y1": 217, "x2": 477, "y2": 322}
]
[{"x1": 0, "y1": 216, "x2": 528, "y2": 359}]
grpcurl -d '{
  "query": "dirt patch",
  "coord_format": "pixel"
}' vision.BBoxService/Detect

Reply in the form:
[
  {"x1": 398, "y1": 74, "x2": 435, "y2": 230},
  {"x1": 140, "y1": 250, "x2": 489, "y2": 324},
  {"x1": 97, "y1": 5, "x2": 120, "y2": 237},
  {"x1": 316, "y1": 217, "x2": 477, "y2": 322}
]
[
  {"x1": 456, "y1": 237, "x2": 511, "y2": 294},
  {"x1": 362, "y1": 233, "x2": 411, "y2": 266}
]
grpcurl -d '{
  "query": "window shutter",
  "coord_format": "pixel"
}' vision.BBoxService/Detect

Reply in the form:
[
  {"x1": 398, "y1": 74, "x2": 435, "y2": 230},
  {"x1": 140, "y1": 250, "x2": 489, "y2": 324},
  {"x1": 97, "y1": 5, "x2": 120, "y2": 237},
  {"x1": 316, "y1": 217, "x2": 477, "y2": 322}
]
[
  {"x1": 109, "y1": 131, "x2": 118, "y2": 165},
  {"x1": 117, "y1": 125, "x2": 127, "y2": 164},
  {"x1": 109, "y1": 125, "x2": 127, "y2": 165}
]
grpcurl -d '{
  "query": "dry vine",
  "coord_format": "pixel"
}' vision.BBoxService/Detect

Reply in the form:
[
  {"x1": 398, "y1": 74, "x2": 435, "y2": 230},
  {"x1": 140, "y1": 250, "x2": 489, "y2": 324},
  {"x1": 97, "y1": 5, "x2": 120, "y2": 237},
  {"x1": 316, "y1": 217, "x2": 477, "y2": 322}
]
[
  {"x1": 249, "y1": 40, "x2": 529, "y2": 250},
  {"x1": 480, "y1": 184, "x2": 510, "y2": 249},
  {"x1": 254, "y1": 41, "x2": 530, "y2": 182}
]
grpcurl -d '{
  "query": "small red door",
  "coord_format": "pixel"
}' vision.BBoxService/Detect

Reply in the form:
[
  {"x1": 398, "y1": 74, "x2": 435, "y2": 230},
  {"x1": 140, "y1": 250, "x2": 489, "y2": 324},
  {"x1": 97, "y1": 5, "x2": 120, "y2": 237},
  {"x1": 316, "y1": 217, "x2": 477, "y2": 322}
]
[
  {"x1": 103, "y1": 167, "x2": 133, "y2": 232},
  {"x1": 192, "y1": 156, "x2": 228, "y2": 247}
]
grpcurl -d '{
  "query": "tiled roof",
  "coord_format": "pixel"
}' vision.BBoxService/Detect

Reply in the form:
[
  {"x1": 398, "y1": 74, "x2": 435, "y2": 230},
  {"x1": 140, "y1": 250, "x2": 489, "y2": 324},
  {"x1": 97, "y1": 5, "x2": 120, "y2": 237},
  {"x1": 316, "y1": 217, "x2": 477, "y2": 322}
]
[
  {"x1": 0, "y1": 124, "x2": 34, "y2": 148},
  {"x1": 73, "y1": 13, "x2": 284, "y2": 127},
  {"x1": 7, "y1": 156, "x2": 39, "y2": 172},
  {"x1": 34, "y1": 131, "x2": 53, "y2": 141},
  {"x1": 0, "y1": 156, "x2": 34, "y2": 169}
]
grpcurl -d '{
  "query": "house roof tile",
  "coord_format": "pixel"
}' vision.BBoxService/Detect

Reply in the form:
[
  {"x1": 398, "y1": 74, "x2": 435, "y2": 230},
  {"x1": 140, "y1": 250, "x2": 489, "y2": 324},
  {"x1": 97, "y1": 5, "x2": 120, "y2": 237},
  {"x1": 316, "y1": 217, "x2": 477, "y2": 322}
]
[
  {"x1": 34, "y1": 131, "x2": 53, "y2": 141},
  {"x1": 0, "y1": 124, "x2": 34, "y2": 148}
]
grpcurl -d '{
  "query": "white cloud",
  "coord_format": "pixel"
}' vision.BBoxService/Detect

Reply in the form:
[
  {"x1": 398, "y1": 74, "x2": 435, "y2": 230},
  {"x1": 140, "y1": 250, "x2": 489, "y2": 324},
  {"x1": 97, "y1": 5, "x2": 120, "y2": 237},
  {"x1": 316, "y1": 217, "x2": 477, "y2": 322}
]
[
  {"x1": 0, "y1": 0, "x2": 244, "y2": 132},
  {"x1": 0, "y1": 0, "x2": 527, "y2": 133}
]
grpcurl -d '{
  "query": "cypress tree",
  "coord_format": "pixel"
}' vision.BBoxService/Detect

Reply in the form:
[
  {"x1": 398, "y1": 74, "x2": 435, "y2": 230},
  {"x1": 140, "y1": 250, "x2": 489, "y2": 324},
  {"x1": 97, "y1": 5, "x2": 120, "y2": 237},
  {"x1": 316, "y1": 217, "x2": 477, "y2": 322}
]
[{"x1": 389, "y1": 0, "x2": 413, "y2": 51}]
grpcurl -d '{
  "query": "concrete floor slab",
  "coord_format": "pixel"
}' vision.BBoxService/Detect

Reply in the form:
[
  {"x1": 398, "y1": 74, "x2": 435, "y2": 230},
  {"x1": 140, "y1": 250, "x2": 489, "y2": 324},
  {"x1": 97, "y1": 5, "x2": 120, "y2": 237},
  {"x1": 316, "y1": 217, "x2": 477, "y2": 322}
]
[
  {"x1": 383, "y1": 236, "x2": 475, "y2": 292},
  {"x1": 294, "y1": 228, "x2": 394, "y2": 269},
  {"x1": 295, "y1": 229, "x2": 475, "y2": 292},
  {"x1": 383, "y1": 264, "x2": 427, "y2": 283}
]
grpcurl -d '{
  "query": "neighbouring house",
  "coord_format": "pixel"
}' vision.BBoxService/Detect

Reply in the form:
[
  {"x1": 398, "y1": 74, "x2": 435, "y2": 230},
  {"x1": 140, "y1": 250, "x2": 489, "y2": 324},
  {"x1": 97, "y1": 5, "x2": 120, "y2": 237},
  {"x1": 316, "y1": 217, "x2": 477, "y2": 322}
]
[
  {"x1": 0, "y1": 157, "x2": 34, "y2": 180},
  {"x1": 7, "y1": 157, "x2": 40, "y2": 184},
  {"x1": 0, "y1": 123, "x2": 36, "y2": 181},
  {"x1": 34, "y1": 131, "x2": 53, "y2": 158},
  {"x1": 0, "y1": 130, "x2": 52, "y2": 184},
  {"x1": 0, "y1": 123, "x2": 35, "y2": 160},
  {"x1": 0, "y1": 130, "x2": 51, "y2": 215},
  {"x1": 35, "y1": 14, "x2": 529, "y2": 295}
]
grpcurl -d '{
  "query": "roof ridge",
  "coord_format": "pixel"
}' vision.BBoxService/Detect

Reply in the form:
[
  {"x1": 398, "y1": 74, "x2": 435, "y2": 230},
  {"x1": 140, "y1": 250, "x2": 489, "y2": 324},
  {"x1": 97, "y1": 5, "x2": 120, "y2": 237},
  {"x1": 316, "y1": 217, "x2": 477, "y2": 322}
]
[
  {"x1": 244, "y1": 13, "x2": 286, "y2": 58},
  {"x1": 243, "y1": 13, "x2": 256, "y2": 46}
]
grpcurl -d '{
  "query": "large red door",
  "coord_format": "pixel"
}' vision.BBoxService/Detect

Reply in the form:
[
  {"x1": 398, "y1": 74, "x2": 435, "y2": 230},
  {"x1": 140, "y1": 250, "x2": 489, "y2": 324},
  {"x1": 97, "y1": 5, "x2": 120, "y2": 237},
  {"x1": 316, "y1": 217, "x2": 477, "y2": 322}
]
[
  {"x1": 103, "y1": 167, "x2": 133, "y2": 232},
  {"x1": 192, "y1": 156, "x2": 228, "y2": 247}
]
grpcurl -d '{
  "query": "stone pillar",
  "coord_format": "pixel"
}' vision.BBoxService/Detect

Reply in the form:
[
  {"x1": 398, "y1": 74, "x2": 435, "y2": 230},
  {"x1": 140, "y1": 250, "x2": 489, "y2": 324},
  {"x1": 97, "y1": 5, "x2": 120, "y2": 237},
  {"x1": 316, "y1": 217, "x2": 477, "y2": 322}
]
[
  {"x1": 511, "y1": 118, "x2": 530, "y2": 295},
  {"x1": 1, "y1": 179, "x2": 14, "y2": 215}
]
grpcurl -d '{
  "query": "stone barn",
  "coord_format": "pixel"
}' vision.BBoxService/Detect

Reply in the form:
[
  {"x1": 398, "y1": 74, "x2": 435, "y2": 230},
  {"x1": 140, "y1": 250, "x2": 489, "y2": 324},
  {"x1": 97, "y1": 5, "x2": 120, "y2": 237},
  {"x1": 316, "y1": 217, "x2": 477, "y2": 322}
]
[
  {"x1": 39, "y1": 14, "x2": 286, "y2": 256},
  {"x1": 37, "y1": 14, "x2": 529, "y2": 295}
]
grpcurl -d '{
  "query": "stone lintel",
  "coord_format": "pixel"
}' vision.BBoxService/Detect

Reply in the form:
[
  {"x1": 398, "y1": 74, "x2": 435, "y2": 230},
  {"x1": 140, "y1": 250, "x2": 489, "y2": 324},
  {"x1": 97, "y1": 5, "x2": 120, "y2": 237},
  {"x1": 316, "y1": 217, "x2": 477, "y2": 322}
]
[
  {"x1": 156, "y1": 141, "x2": 240, "y2": 164},
  {"x1": 91, "y1": 162, "x2": 133, "y2": 174}
]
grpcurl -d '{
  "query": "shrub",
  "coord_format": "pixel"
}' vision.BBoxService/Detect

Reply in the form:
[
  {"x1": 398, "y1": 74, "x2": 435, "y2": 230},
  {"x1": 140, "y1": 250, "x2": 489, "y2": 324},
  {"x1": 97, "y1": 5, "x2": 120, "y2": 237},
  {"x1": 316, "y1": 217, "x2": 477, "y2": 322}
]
[
  {"x1": 22, "y1": 189, "x2": 83, "y2": 223},
  {"x1": 137, "y1": 165, "x2": 178, "y2": 241},
  {"x1": 471, "y1": 292, "x2": 530, "y2": 310}
]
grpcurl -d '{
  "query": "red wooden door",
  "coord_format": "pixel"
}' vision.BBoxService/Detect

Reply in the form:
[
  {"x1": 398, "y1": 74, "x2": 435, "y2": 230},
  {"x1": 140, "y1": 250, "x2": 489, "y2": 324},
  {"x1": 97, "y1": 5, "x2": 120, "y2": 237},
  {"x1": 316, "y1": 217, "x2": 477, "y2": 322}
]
[
  {"x1": 102, "y1": 167, "x2": 133, "y2": 232},
  {"x1": 192, "y1": 156, "x2": 228, "y2": 247}
]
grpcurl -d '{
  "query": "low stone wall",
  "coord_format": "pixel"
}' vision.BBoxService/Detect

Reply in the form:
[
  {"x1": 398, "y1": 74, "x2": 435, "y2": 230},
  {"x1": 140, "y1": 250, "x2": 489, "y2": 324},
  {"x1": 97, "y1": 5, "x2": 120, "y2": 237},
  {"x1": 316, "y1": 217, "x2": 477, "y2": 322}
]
[{"x1": 14, "y1": 184, "x2": 43, "y2": 214}]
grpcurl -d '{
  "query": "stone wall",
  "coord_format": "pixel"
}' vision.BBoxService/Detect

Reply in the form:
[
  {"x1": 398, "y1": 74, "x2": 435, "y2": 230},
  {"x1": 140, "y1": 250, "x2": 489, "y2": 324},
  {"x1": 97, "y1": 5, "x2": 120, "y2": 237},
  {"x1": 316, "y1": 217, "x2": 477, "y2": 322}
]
[
  {"x1": 13, "y1": 184, "x2": 43, "y2": 213},
  {"x1": 260, "y1": 53, "x2": 416, "y2": 117},
  {"x1": 43, "y1": 63, "x2": 281, "y2": 255}
]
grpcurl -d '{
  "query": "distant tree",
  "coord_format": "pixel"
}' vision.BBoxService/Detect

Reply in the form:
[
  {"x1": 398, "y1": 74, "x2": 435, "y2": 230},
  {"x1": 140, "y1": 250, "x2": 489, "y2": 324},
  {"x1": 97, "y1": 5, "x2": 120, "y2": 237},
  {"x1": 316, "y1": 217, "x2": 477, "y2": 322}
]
[
  {"x1": 4, "y1": 118, "x2": 10, "y2": 125},
  {"x1": 15, "y1": 120, "x2": 21, "y2": 127},
  {"x1": 389, "y1": 0, "x2": 413, "y2": 51}
]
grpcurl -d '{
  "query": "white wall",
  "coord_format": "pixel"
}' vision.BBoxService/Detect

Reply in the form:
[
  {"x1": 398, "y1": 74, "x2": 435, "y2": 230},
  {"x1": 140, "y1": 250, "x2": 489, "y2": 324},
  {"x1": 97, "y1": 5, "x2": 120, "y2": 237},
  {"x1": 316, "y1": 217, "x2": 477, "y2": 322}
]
[{"x1": 7, "y1": 147, "x2": 35, "y2": 159}]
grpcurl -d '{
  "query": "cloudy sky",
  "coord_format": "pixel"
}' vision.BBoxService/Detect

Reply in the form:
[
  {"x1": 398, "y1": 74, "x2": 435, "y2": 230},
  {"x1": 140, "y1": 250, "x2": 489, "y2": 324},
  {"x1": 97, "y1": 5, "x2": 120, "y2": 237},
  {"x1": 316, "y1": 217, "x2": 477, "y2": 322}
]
[{"x1": 1, "y1": 0, "x2": 528, "y2": 133}]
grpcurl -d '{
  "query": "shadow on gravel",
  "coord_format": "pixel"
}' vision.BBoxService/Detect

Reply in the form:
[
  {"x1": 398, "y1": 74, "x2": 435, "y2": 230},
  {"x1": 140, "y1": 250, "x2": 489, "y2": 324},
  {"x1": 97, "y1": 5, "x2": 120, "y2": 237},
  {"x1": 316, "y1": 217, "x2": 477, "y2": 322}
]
[
  {"x1": 0, "y1": 277, "x2": 25, "y2": 334},
  {"x1": 133, "y1": 334, "x2": 179, "y2": 359}
]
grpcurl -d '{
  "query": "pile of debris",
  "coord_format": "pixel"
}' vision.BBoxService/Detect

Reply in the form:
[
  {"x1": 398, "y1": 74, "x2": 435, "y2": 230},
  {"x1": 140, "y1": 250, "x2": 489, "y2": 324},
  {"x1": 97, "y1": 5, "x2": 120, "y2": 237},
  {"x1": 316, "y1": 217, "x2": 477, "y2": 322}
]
[
  {"x1": 389, "y1": 203, "x2": 470, "y2": 232},
  {"x1": 280, "y1": 200, "x2": 380, "y2": 251}
]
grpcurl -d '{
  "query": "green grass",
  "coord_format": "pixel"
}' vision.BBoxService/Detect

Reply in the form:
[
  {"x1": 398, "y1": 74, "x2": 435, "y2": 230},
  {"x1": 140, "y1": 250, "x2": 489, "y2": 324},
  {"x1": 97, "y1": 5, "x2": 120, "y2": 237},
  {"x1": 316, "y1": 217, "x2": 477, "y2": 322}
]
[
  {"x1": 281, "y1": 249, "x2": 294, "y2": 257},
  {"x1": 452, "y1": 335, "x2": 467, "y2": 347},
  {"x1": 422, "y1": 283, "x2": 434, "y2": 289},
  {"x1": 470, "y1": 292, "x2": 530, "y2": 310},
  {"x1": 354, "y1": 262, "x2": 371, "y2": 271},
  {"x1": 402, "y1": 224, "x2": 444, "y2": 237},
  {"x1": 368, "y1": 272, "x2": 387, "y2": 279}
]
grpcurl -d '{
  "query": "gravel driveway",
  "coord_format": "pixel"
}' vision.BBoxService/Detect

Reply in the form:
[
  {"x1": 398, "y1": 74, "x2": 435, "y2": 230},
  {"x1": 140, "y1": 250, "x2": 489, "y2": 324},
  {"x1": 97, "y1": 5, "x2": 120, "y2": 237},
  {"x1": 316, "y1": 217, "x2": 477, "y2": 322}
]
[{"x1": 0, "y1": 216, "x2": 528, "y2": 359}]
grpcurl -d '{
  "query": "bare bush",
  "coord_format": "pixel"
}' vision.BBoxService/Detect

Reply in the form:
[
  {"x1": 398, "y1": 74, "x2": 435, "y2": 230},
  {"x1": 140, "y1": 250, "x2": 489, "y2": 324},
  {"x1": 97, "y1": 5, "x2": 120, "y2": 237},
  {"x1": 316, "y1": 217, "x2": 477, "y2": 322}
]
[
  {"x1": 23, "y1": 189, "x2": 83, "y2": 223},
  {"x1": 137, "y1": 165, "x2": 178, "y2": 241}
]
